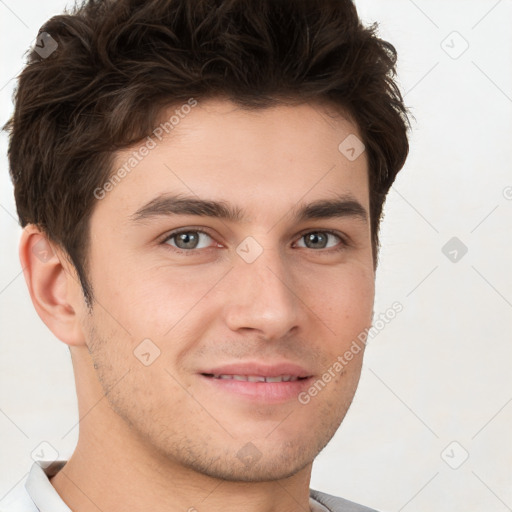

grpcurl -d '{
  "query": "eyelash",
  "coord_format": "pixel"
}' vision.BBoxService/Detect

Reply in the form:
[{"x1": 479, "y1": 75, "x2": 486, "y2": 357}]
[{"x1": 160, "y1": 228, "x2": 349, "y2": 255}]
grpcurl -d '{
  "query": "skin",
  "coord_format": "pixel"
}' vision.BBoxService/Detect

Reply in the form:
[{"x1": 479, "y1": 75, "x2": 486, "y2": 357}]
[{"x1": 20, "y1": 98, "x2": 375, "y2": 512}]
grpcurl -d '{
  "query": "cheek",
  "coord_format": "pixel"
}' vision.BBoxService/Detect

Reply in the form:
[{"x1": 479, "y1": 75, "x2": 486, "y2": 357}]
[
  {"x1": 133, "y1": 267, "x2": 227, "y2": 338},
  {"x1": 89, "y1": 251, "x2": 221, "y2": 339},
  {"x1": 307, "y1": 263, "x2": 375, "y2": 331}
]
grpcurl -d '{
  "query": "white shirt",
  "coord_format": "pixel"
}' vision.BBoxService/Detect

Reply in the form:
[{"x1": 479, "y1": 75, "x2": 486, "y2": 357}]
[
  {"x1": 0, "y1": 461, "x2": 338, "y2": 512},
  {"x1": 0, "y1": 461, "x2": 70, "y2": 512}
]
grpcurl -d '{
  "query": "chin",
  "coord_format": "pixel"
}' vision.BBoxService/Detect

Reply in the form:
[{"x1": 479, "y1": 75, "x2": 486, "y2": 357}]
[
  {"x1": 166, "y1": 431, "x2": 333, "y2": 483},
  {"x1": 187, "y1": 453, "x2": 312, "y2": 483}
]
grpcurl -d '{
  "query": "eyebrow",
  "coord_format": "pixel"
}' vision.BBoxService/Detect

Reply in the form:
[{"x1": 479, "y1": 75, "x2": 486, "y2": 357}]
[{"x1": 129, "y1": 193, "x2": 368, "y2": 225}]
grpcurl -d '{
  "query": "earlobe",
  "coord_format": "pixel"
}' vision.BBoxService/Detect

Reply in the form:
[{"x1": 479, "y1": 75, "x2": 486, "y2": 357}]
[{"x1": 19, "y1": 225, "x2": 87, "y2": 347}]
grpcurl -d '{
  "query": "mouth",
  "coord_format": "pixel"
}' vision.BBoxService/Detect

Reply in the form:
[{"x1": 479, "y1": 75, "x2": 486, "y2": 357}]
[
  {"x1": 198, "y1": 363, "x2": 314, "y2": 402},
  {"x1": 201, "y1": 373, "x2": 309, "y2": 383}
]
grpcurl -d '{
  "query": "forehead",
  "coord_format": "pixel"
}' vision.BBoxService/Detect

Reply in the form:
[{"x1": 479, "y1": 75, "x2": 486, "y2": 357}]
[{"x1": 95, "y1": 98, "x2": 369, "y2": 225}]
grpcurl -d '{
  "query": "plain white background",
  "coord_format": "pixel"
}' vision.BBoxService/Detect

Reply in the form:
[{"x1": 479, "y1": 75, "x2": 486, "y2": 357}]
[{"x1": 1, "y1": 1, "x2": 511, "y2": 511}]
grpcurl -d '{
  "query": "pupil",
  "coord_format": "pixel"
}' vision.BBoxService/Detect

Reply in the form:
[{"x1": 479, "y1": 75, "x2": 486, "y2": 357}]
[
  {"x1": 306, "y1": 233, "x2": 326, "y2": 249},
  {"x1": 178, "y1": 232, "x2": 198, "y2": 249}
]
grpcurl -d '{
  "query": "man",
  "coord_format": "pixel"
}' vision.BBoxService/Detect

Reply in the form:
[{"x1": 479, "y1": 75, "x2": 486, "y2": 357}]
[{"x1": 2, "y1": 0, "x2": 409, "y2": 511}]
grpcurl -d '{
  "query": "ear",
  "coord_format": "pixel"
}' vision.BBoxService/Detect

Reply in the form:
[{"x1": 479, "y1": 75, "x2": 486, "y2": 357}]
[{"x1": 19, "y1": 225, "x2": 87, "y2": 347}]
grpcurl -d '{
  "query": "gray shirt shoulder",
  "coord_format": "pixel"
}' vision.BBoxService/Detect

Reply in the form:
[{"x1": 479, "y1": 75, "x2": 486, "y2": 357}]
[{"x1": 310, "y1": 489, "x2": 380, "y2": 512}]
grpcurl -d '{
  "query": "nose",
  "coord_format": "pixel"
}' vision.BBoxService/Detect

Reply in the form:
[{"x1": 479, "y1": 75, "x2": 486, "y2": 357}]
[{"x1": 221, "y1": 246, "x2": 301, "y2": 340}]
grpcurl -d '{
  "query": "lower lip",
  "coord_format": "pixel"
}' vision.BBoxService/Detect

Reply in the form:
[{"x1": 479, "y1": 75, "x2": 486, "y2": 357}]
[{"x1": 200, "y1": 375, "x2": 313, "y2": 403}]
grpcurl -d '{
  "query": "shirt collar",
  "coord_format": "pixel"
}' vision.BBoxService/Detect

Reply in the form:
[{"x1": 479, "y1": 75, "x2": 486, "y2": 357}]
[{"x1": 25, "y1": 460, "x2": 71, "y2": 512}]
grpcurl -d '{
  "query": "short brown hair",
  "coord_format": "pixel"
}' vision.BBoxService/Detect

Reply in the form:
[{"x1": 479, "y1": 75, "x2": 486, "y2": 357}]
[{"x1": 5, "y1": 0, "x2": 410, "y2": 307}]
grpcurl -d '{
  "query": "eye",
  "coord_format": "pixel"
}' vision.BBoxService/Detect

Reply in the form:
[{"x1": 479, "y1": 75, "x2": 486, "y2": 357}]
[
  {"x1": 295, "y1": 231, "x2": 345, "y2": 250},
  {"x1": 160, "y1": 228, "x2": 347, "y2": 254},
  {"x1": 163, "y1": 230, "x2": 216, "y2": 251}
]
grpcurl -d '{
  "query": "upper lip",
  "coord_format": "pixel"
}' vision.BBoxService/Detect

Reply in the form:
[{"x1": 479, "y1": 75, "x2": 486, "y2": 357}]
[{"x1": 200, "y1": 362, "x2": 312, "y2": 378}]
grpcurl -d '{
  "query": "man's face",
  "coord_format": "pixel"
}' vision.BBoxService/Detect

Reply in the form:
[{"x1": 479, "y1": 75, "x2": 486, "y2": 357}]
[{"x1": 79, "y1": 99, "x2": 375, "y2": 481}]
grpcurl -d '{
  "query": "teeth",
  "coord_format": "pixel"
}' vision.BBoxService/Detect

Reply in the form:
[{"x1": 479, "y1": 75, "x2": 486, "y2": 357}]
[
  {"x1": 212, "y1": 374, "x2": 299, "y2": 382},
  {"x1": 247, "y1": 375, "x2": 266, "y2": 382},
  {"x1": 265, "y1": 376, "x2": 283, "y2": 382}
]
